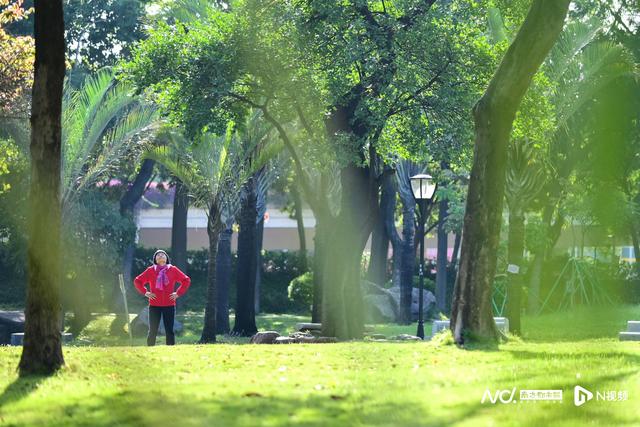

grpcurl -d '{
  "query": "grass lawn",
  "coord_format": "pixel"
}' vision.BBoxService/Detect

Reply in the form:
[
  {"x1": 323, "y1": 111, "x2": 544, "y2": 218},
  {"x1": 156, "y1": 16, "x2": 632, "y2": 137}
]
[{"x1": 0, "y1": 305, "x2": 639, "y2": 426}]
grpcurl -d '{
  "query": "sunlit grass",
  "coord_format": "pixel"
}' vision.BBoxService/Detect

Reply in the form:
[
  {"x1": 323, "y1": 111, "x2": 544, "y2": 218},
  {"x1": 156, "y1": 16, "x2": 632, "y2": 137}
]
[{"x1": 0, "y1": 306, "x2": 639, "y2": 426}]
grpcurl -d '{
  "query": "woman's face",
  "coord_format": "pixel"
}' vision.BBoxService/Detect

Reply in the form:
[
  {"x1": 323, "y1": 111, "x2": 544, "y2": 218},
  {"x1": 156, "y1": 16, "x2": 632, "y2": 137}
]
[{"x1": 155, "y1": 253, "x2": 167, "y2": 266}]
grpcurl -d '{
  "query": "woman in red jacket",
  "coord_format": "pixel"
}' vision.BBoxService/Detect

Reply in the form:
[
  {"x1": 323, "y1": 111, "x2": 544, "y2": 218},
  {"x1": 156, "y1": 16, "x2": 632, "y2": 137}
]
[{"x1": 134, "y1": 250, "x2": 191, "y2": 346}]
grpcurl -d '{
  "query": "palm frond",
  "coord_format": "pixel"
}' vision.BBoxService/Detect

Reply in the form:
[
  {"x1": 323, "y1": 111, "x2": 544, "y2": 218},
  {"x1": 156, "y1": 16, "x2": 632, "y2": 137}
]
[
  {"x1": 76, "y1": 105, "x2": 159, "y2": 196},
  {"x1": 546, "y1": 18, "x2": 602, "y2": 81},
  {"x1": 61, "y1": 68, "x2": 159, "y2": 212},
  {"x1": 505, "y1": 139, "x2": 545, "y2": 209},
  {"x1": 554, "y1": 42, "x2": 636, "y2": 129}
]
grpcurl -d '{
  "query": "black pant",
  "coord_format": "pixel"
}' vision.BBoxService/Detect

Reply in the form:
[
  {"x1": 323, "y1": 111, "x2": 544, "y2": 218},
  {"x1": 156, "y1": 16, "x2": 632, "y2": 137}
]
[{"x1": 147, "y1": 305, "x2": 176, "y2": 346}]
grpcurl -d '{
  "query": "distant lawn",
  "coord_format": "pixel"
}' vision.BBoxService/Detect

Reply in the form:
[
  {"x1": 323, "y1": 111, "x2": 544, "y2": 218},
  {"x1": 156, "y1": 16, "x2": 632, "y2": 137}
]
[
  {"x1": 71, "y1": 312, "x2": 424, "y2": 346},
  {"x1": 0, "y1": 306, "x2": 639, "y2": 426}
]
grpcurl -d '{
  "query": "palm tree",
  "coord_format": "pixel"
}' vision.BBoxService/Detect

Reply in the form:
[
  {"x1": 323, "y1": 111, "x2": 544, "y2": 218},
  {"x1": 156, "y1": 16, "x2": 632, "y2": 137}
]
[
  {"x1": 504, "y1": 138, "x2": 545, "y2": 333},
  {"x1": 527, "y1": 20, "x2": 637, "y2": 313},
  {"x1": 58, "y1": 67, "x2": 158, "y2": 333},
  {"x1": 61, "y1": 67, "x2": 158, "y2": 213}
]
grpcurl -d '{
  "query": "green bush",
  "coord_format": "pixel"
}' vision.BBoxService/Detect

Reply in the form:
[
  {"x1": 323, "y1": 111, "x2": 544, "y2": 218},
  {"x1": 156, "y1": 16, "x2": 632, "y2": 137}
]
[
  {"x1": 261, "y1": 251, "x2": 308, "y2": 313},
  {"x1": 287, "y1": 272, "x2": 313, "y2": 313}
]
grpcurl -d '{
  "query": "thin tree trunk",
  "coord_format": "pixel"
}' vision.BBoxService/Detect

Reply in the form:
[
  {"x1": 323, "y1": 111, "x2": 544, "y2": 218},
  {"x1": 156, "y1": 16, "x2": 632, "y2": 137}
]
[
  {"x1": 527, "y1": 202, "x2": 553, "y2": 313},
  {"x1": 311, "y1": 218, "x2": 328, "y2": 323},
  {"x1": 626, "y1": 196, "x2": 640, "y2": 274},
  {"x1": 311, "y1": 173, "x2": 333, "y2": 324},
  {"x1": 110, "y1": 159, "x2": 154, "y2": 335},
  {"x1": 399, "y1": 199, "x2": 416, "y2": 324},
  {"x1": 255, "y1": 218, "x2": 264, "y2": 314},
  {"x1": 200, "y1": 206, "x2": 222, "y2": 343},
  {"x1": 505, "y1": 208, "x2": 525, "y2": 334},
  {"x1": 381, "y1": 175, "x2": 403, "y2": 321},
  {"x1": 528, "y1": 208, "x2": 564, "y2": 313},
  {"x1": 19, "y1": 0, "x2": 66, "y2": 376},
  {"x1": 382, "y1": 178, "x2": 401, "y2": 292},
  {"x1": 171, "y1": 180, "x2": 189, "y2": 273},
  {"x1": 115, "y1": 158, "x2": 155, "y2": 309},
  {"x1": 232, "y1": 178, "x2": 258, "y2": 336},
  {"x1": 446, "y1": 232, "x2": 462, "y2": 314},
  {"x1": 291, "y1": 184, "x2": 308, "y2": 271},
  {"x1": 216, "y1": 225, "x2": 232, "y2": 334},
  {"x1": 435, "y1": 198, "x2": 449, "y2": 313},
  {"x1": 367, "y1": 172, "x2": 393, "y2": 286},
  {"x1": 451, "y1": 232, "x2": 461, "y2": 267},
  {"x1": 451, "y1": 0, "x2": 571, "y2": 345}
]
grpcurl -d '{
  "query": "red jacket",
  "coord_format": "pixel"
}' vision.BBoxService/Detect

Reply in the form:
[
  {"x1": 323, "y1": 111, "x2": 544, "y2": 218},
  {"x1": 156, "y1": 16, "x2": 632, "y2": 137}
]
[{"x1": 134, "y1": 265, "x2": 191, "y2": 307}]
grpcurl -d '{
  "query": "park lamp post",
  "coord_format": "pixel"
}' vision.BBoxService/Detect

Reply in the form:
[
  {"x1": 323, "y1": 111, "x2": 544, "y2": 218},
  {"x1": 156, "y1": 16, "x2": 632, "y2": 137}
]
[{"x1": 410, "y1": 174, "x2": 437, "y2": 339}]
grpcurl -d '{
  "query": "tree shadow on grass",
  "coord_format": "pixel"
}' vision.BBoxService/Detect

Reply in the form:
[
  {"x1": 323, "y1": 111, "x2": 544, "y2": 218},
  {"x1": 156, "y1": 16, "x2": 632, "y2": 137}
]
[
  {"x1": 0, "y1": 374, "x2": 46, "y2": 411},
  {"x1": 22, "y1": 389, "x2": 446, "y2": 427},
  {"x1": 23, "y1": 370, "x2": 638, "y2": 427},
  {"x1": 2, "y1": 368, "x2": 638, "y2": 427}
]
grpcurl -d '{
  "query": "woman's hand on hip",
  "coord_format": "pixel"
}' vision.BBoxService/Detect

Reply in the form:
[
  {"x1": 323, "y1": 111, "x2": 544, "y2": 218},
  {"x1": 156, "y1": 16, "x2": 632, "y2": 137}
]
[
  {"x1": 145, "y1": 291, "x2": 156, "y2": 300},
  {"x1": 170, "y1": 292, "x2": 179, "y2": 301}
]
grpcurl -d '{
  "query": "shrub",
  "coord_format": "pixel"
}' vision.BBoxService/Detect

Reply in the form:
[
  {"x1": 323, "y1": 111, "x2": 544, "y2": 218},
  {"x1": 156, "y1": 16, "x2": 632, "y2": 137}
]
[
  {"x1": 260, "y1": 250, "x2": 308, "y2": 313},
  {"x1": 287, "y1": 272, "x2": 313, "y2": 314}
]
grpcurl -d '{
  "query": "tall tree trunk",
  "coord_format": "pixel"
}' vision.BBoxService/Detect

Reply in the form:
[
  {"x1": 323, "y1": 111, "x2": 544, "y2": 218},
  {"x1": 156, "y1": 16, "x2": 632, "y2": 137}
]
[
  {"x1": 115, "y1": 158, "x2": 155, "y2": 309},
  {"x1": 527, "y1": 202, "x2": 554, "y2": 313},
  {"x1": 215, "y1": 225, "x2": 233, "y2": 334},
  {"x1": 435, "y1": 198, "x2": 449, "y2": 313},
  {"x1": 110, "y1": 158, "x2": 154, "y2": 335},
  {"x1": 382, "y1": 177, "x2": 401, "y2": 292},
  {"x1": 232, "y1": 178, "x2": 258, "y2": 336},
  {"x1": 291, "y1": 184, "x2": 308, "y2": 271},
  {"x1": 451, "y1": 0, "x2": 571, "y2": 345},
  {"x1": 627, "y1": 193, "x2": 640, "y2": 275},
  {"x1": 19, "y1": 0, "x2": 66, "y2": 376},
  {"x1": 200, "y1": 205, "x2": 222, "y2": 343},
  {"x1": 447, "y1": 232, "x2": 462, "y2": 312},
  {"x1": 311, "y1": 217, "x2": 328, "y2": 323},
  {"x1": 451, "y1": 233, "x2": 461, "y2": 266},
  {"x1": 630, "y1": 221, "x2": 640, "y2": 274},
  {"x1": 505, "y1": 208, "x2": 525, "y2": 334},
  {"x1": 367, "y1": 172, "x2": 393, "y2": 286},
  {"x1": 255, "y1": 217, "x2": 264, "y2": 314},
  {"x1": 321, "y1": 165, "x2": 376, "y2": 339},
  {"x1": 171, "y1": 180, "x2": 189, "y2": 273},
  {"x1": 399, "y1": 198, "x2": 416, "y2": 324},
  {"x1": 528, "y1": 207, "x2": 564, "y2": 313}
]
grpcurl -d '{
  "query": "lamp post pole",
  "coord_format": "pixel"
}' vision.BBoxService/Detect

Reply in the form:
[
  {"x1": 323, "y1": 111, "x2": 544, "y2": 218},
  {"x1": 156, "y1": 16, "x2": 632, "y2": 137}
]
[
  {"x1": 417, "y1": 198, "x2": 426, "y2": 339},
  {"x1": 409, "y1": 173, "x2": 436, "y2": 340}
]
